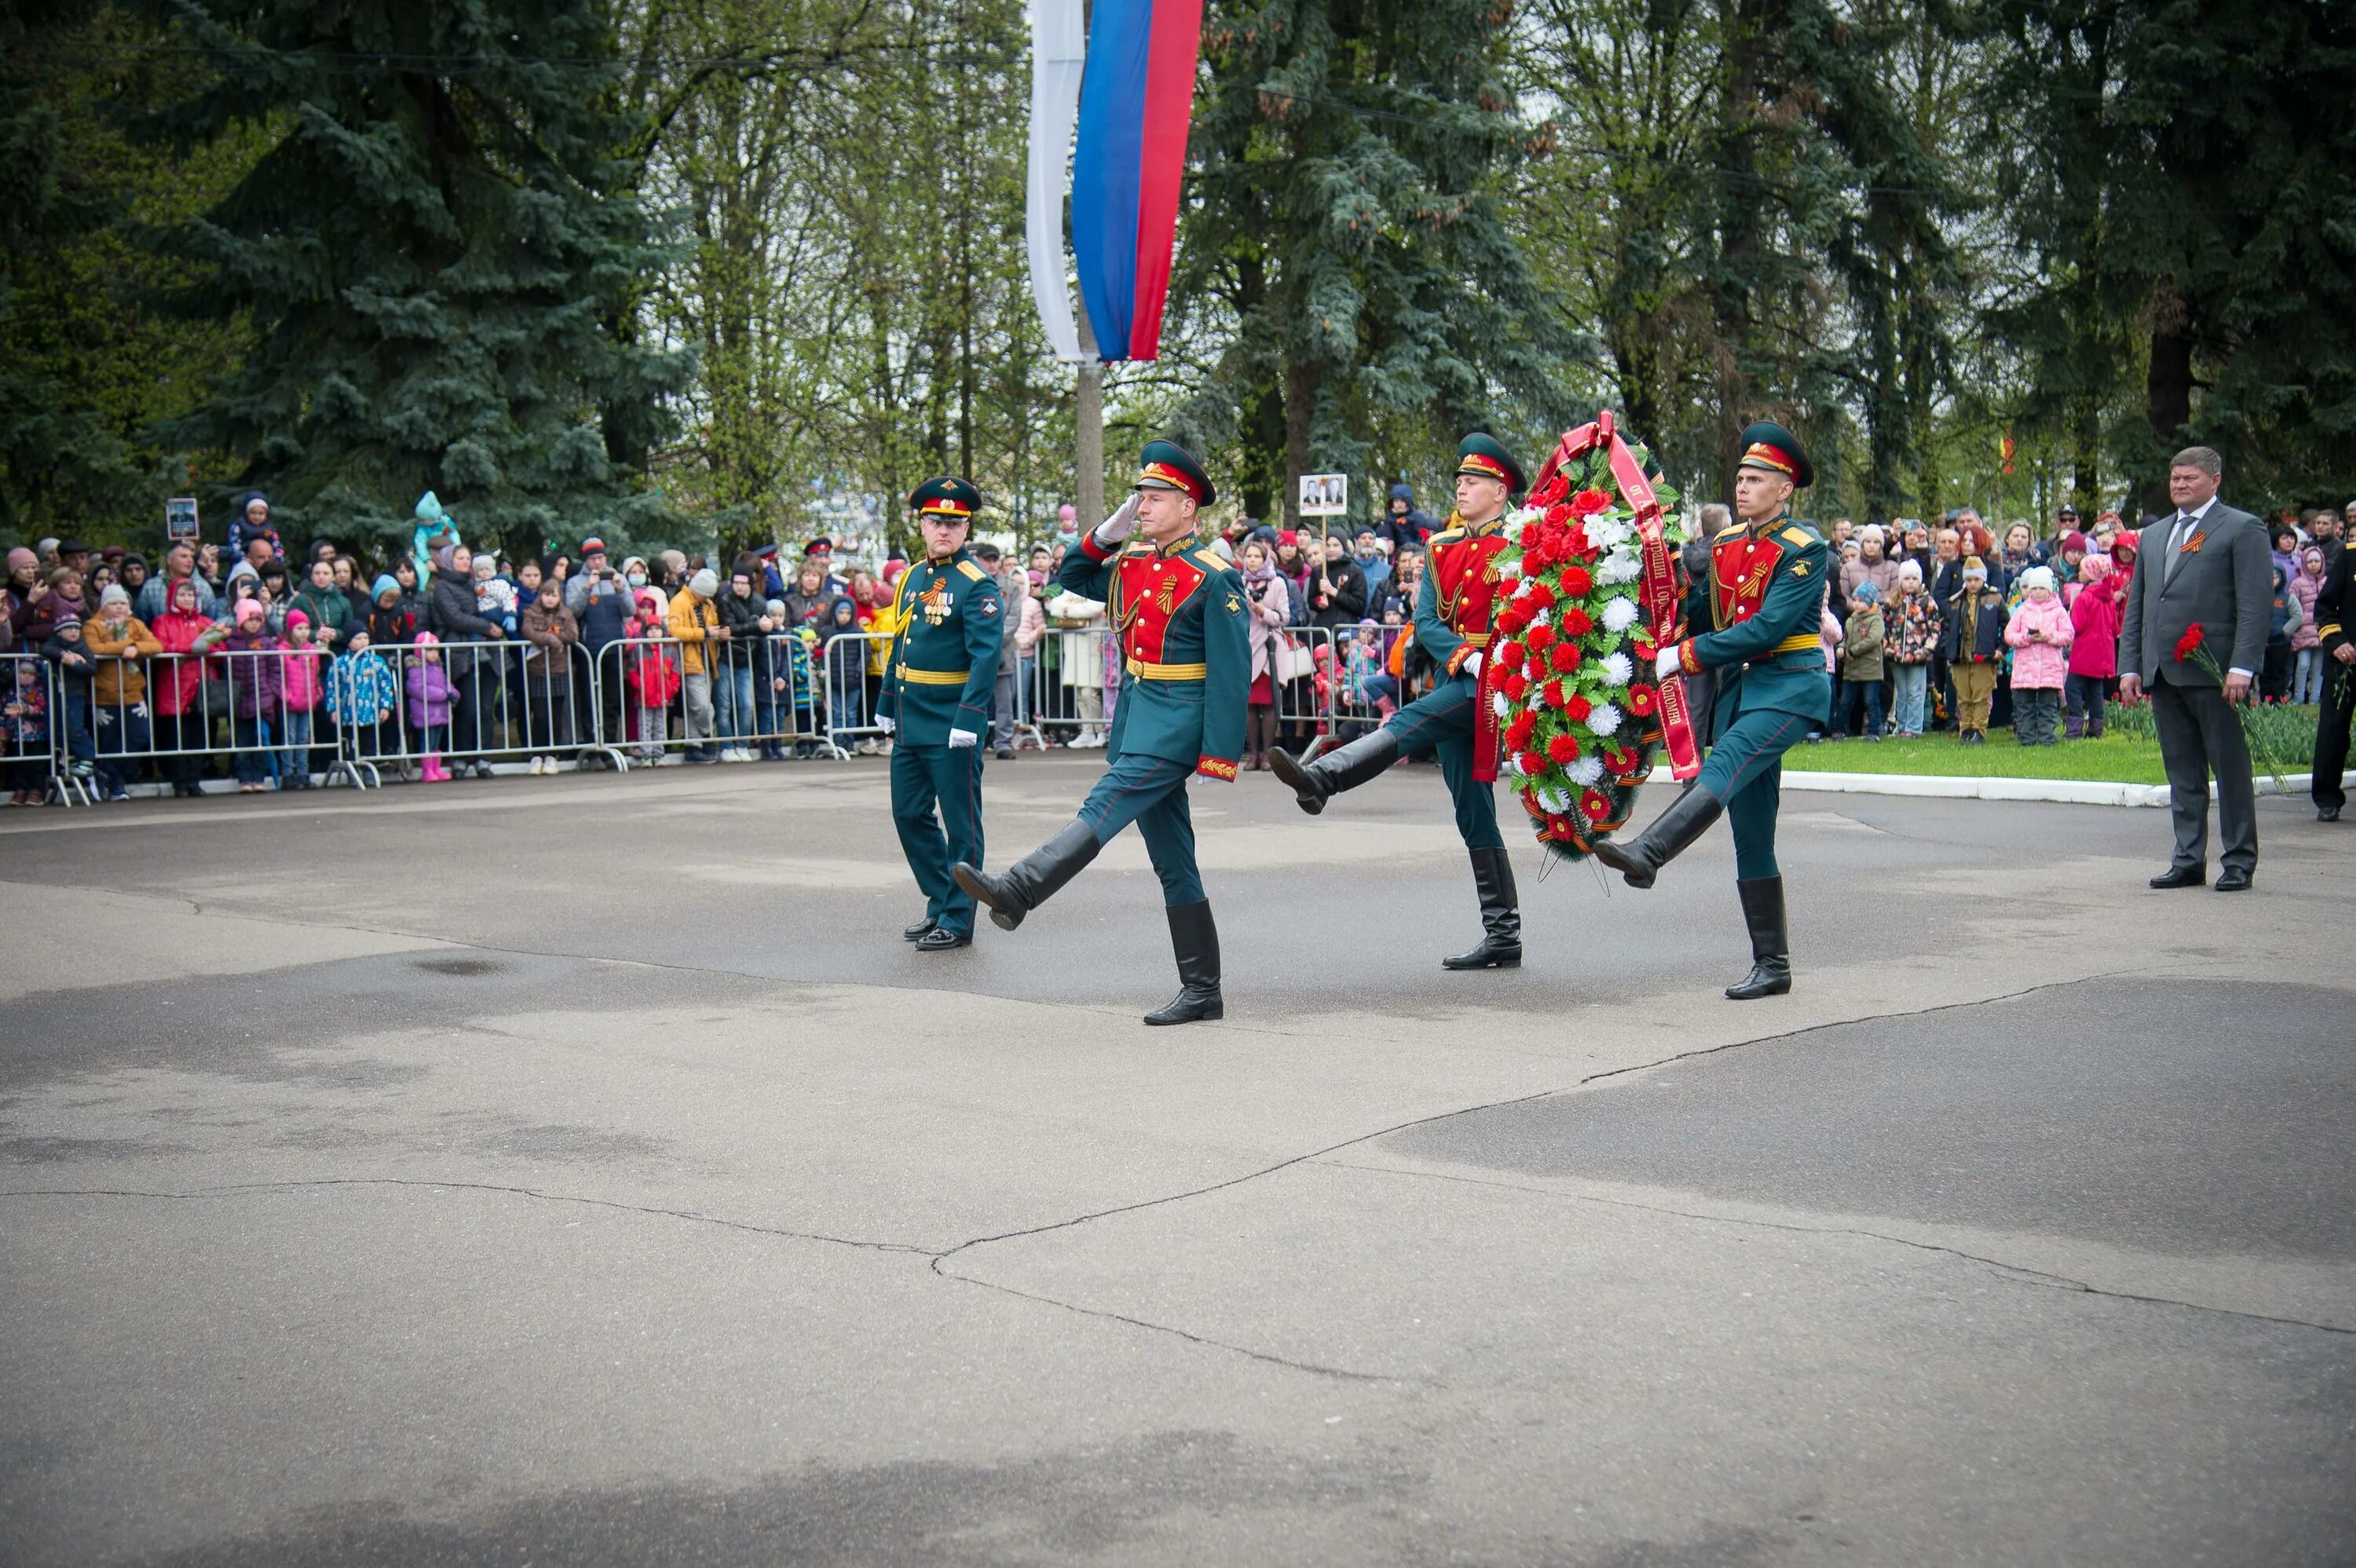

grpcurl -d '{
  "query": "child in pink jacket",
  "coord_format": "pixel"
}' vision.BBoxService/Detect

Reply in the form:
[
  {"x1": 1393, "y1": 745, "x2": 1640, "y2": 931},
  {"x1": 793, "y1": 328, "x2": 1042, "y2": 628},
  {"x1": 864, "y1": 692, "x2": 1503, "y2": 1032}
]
[{"x1": 2003, "y1": 566, "x2": 2074, "y2": 745}]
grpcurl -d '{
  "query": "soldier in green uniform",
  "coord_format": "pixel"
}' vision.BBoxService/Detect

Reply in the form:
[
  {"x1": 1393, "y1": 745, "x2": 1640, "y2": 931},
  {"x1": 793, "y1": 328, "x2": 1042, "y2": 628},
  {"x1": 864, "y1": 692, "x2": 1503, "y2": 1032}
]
[
  {"x1": 953, "y1": 440, "x2": 1249, "y2": 1025},
  {"x1": 879, "y1": 477, "x2": 1003, "y2": 952},
  {"x1": 1270, "y1": 433, "x2": 1527, "y2": 970},
  {"x1": 1593, "y1": 421, "x2": 1831, "y2": 1000}
]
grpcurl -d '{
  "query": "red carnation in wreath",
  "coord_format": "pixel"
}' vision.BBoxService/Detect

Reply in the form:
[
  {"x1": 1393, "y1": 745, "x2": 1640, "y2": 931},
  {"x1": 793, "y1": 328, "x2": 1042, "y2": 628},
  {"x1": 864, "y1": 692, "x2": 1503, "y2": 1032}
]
[
  {"x1": 1521, "y1": 579, "x2": 1557, "y2": 610},
  {"x1": 2173, "y1": 623, "x2": 2205, "y2": 663},
  {"x1": 1564, "y1": 692, "x2": 1592, "y2": 722},
  {"x1": 1494, "y1": 605, "x2": 1525, "y2": 637},
  {"x1": 1500, "y1": 672, "x2": 1530, "y2": 701},
  {"x1": 1548, "y1": 641, "x2": 1582, "y2": 674},
  {"x1": 1494, "y1": 639, "x2": 1524, "y2": 672},
  {"x1": 1602, "y1": 744, "x2": 1643, "y2": 777},
  {"x1": 1570, "y1": 488, "x2": 1612, "y2": 517},
  {"x1": 1579, "y1": 788, "x2": 1615, "y2": 821},
  {"x1": 1516, "y1": 749, "x2": 1546, "y2": 777},
  {"x1": 1524, "y1": 622, "x2": 1554, "y2": 652},
  {"x1": 1559, "y1": 565, "x2": 1593, "y2": 597},
  {"x1": 1625, "y1": 683, "x2": 1658, "y2": 717},
  {"x1": 1505, "y1": 711, "x2": 1538, "y2": 751},
  {"x1": 1547, "y1": 733, "x2": 1581, "y2": 765},
  {"x1": 1542, "y1": 678, "x2": 1568, "y2": 711},
  {"x1": 1558, "y1": 605, "x2": 1594, "y2": 637}
]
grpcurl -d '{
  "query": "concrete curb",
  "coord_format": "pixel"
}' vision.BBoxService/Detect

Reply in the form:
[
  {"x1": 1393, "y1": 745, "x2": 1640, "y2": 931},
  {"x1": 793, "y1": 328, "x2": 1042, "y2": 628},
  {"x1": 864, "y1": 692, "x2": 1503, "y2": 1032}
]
[{"x1": 1643, "y1": 762, "x2": 2338, "y2": 808}]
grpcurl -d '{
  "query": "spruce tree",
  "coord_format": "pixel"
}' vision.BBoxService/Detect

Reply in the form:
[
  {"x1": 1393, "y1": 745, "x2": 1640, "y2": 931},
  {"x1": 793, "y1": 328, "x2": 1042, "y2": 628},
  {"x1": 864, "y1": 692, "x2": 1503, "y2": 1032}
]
[
  {"x1": 147, "y1": 0, "x2": 688, "y2": 557},
  {"x1": 1173, "y1": 0, "x2": 1564, "y2": 524}
]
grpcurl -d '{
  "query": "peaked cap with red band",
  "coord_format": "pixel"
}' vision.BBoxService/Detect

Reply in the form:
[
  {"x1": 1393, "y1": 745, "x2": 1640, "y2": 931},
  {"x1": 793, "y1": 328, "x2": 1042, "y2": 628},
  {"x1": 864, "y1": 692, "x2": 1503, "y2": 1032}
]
[
  {"x1": 1133, "y1": 439, "x2": 1215, "y2": 507},
  {"x1": 1454, "y1": 432, "x2": 1527, "y2": 496},
  {"x1": 909, "y1": 475, "x2": 982, "y2": 521},
  {"x1": 1736, "y1": 419, "x2": 1814, "y2": 489}
]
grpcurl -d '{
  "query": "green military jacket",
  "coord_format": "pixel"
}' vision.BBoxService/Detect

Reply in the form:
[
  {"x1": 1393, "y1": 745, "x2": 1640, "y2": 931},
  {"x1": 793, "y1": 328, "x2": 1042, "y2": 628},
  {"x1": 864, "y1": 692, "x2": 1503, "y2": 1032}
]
[
  {"x1": 1685, "y1": 513, "x2": 1834, "y2": 736},
  {"x1": 876, "y1": 550, "x2": 1003, "y2": 745},
  {"x1": 1060, "y1": 528, "x2": 1250, "y2": 778}
]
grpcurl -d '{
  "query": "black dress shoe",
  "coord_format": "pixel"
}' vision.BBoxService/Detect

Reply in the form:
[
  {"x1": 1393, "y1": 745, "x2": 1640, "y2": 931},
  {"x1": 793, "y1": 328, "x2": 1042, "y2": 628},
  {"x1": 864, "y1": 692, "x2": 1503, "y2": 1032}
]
[
  {"x1": 913, "y1": 925, "x2": 971, "y2": 951},
  {"x1": 2213, "y1": 867, "x2": 2253, "y2": 892},
  {"x1": 995, "y1": 747, "x2": 1014, "y2": 761},
  {"x1": 2149, "y1": 864, "x2": 2205, "y2": 889},
  {"x1": 902, "y1": 916, "x2": 939, "y2": 941},
  {"x1": 2319, "y1": 804, "x2": 2341, "y2": 822}
]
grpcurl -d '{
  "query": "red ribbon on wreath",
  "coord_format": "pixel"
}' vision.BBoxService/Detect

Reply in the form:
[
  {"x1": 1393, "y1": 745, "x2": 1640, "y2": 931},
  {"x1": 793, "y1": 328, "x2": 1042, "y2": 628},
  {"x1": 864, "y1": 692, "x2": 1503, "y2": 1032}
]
[{"x1": 1523, "y1": 411, "x2": 1702, "y2": 782}]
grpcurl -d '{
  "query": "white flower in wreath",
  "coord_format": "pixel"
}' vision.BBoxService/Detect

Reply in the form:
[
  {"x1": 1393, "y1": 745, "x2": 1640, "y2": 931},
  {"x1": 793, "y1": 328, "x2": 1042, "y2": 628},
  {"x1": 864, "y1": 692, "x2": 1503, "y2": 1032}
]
[
  {"x1": 1588, "y1": 701, "x2": 1623, "y2": 737},
  {"x1": 1537, "y1": 784, "x2": 1571, "y2": 813},
  {"x1": 1527, "y1": 606, "x2": 1551, "y2": 628},
  {"x1": 1600, "y1": 652, "x2": 1633, "y2": 687},
  {"x1": 1599, "y1": 550, "x2": 1641, "y2": 584},
  {"x1": 1568, "y1": 755, "x2": 1605, "y2": 787},
  {"x1": 1600, "y1": 595, "x2": 1641, "y2": 634},
  {"x1": 1491, "y1": 691, "x2": 1512, "y2": 719},
  {"x1": 1586, "y1": 516, "x2": 1633, "y2": 551}
]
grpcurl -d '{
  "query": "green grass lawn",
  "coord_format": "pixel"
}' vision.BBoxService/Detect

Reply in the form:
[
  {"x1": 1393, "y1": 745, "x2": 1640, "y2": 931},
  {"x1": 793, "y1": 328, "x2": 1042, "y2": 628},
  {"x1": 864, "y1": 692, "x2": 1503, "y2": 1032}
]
[{"x1": 1784, "y1": 732, "x2": 2174, "y2": 783}]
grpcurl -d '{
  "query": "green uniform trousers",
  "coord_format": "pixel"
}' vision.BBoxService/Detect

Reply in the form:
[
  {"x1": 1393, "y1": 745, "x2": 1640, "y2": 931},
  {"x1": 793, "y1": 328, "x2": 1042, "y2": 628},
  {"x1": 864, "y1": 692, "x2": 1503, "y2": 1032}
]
[
  {"x1": 1696, "y1": 706, "x2": 1813, "y2": 881},
  {"x1": 1074, "y1": 753, "x2": 1204, "y2": 906},
  {"x1": 893, "y1": 743, "x2": 984, "y2": 934},
  {"x1": 1382, "y1": 674, "x2": 1504, "y2": 852}
]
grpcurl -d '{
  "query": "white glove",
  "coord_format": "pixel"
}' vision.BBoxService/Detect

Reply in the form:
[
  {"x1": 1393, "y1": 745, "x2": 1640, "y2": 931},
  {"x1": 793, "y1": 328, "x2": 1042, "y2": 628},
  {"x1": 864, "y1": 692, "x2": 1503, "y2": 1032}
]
[
  {"x1": 876, "y1": 715, "x2": 895, "y2": 735},
  {"x1": 1461, "y1": 651, "x2": 1483, "y2": 679},
  {"x1": 1092, "y1": 492, "x2": 1141, "y2": 550},
  {"x1": 1655, "y1": 644, "x2": 1682, "y2": 680},
  {"x1": 947, "y1": 727, "x2": 977, "y2": 749}
]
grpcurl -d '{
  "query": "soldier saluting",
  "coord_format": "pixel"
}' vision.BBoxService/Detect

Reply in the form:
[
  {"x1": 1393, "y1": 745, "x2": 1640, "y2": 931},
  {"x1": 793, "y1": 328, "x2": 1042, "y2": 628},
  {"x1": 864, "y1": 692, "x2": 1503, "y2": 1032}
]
[
  {"x1": 1593, "y1": 421, "x2": 1830, "y2": 1000},
  {"x1": 880, "y1": 477, "x2": 1003, "y2": 952},
  {"x1": 954, "y1": 441, "x2": 1249, "y2": 1025},
  {"x1": 1268, "y1": 434, "x2": 1528, "y2": 970}
]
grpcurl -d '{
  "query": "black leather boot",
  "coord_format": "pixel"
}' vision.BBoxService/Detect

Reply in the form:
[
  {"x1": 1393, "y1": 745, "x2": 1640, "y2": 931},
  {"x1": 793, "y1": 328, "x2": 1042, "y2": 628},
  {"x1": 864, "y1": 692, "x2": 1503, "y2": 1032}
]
[
  {"x1": 952, "y1": 821, "x2": 1101, "y2": 932},
  {"x1": 1592, "y1": 784, "x2": 1725, "y2": 890},
  {"x1": 1269, "y1": 727, "x2": 1399, "y2": 815},
  {"x1": 1725, "y1": 876, "x2": 1791, "y2": 1000},
  {"x1": 1143, "y1": 899, "x2": 1223, "y2": 1025},
  {"x1": 902, "y1": 916, "x2": 939, "y2": 941},
  {"x1": 1441, "y1": 847, "x2": 1521, "y2": 969}
]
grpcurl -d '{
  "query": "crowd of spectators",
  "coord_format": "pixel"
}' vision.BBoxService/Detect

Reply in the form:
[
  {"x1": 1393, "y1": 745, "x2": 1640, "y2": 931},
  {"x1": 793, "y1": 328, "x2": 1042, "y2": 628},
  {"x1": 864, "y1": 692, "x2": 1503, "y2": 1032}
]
[{"x1": 4, "y1": 484, "x2": 2348, "y2": 805}]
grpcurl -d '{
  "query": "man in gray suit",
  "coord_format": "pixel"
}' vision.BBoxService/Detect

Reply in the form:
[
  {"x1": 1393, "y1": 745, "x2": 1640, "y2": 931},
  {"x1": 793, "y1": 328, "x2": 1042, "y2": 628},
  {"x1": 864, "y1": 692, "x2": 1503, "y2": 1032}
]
[{"x1": 2119, "y1": 446, "x2": 2271, "y2": 891}]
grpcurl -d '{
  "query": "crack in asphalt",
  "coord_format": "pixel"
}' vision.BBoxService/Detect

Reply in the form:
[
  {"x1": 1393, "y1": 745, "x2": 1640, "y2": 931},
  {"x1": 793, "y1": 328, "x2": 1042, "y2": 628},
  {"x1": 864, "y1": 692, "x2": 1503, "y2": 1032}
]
[
  {"x1": 926, "y1": 1262, "x2": 1402, "y2": 1383},
  {"x1": 1317, "y1": 1158, "x2": 2356, "y2": 1340},
  {"x1": 929, "y1": 974, "x2": 2116, "y2": 1273},
  {"x1": 0, "y1": 1177, "x2": 933, "y2": 1256}
]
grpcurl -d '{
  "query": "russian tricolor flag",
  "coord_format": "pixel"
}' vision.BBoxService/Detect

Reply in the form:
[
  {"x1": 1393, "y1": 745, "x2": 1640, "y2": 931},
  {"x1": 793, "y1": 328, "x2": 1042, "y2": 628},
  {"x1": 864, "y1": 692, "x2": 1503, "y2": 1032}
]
[{"x1": 1070, "y1": 0, "x2": 1205, "y2": 364}]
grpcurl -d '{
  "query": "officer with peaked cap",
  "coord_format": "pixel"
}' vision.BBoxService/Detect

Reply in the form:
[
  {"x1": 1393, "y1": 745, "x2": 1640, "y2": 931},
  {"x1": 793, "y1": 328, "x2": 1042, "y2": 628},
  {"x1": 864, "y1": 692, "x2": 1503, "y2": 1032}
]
[
  {"x1": 1593, "y1": 420, "x2": 1831, "y2": 1000},
  {"x1": 880, "y1": 476, "x2": 1002, "y2": 950},
  {"x1": 1269, "y1": 433, "x2": 1528, "y2": 971},
  {"x1": 953, "y1": 440, "x2": 1249, "y2": 1024}
]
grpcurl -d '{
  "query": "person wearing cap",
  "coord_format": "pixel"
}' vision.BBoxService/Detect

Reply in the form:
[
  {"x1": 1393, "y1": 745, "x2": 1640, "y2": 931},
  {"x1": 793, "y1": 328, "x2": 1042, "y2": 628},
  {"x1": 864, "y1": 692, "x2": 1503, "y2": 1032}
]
[
  {"x1": 1270, "y1": 433, "x2": 1531, "y2": 971},
  {"x1": 954, "y1": 440, "x2": 1248, "y2": 1024},
  {"x1": 877, "y1": 477, "x2": 1002, "y2": 951},
  {"x1": 803, "y1": 538, "x2": 847, "y2": 597},
  {"x1": 1593, "y1": 420, "x2": 1832, "y2": 1001}
]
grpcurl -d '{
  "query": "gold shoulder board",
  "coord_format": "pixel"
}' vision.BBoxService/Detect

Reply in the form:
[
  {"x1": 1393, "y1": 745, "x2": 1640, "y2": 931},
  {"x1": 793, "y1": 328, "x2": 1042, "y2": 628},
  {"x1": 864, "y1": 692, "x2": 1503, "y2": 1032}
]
[
  {"x1": 1193, "y1": 549, "x2": 1227, "y2": 572},
  {"x1": 1782, "y1": 526, "x2": 1813, "y2": 546},
  {"x1": 956, "y1": 559, "x2": 987, "y2": 582}
]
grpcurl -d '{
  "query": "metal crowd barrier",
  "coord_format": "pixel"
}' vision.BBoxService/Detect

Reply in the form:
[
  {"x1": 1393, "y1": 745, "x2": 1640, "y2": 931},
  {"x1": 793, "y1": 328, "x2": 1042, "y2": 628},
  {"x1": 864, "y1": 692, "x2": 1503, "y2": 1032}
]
[
  {"x1": 5, "y1": 613, "x2": 1439, "y2": 802},
  {"x1": 347, "y1": 638, "x2": 623, "y2": 781},
  {"x1": 1023, "y1": 623, "x2": 1116, "y2": 748},
  {"x1": 2, "y1": 652, "x2": 86, "y2": 806},
  {"x1": 42, "y1": 640, "x2": 367, "y2": 797}
]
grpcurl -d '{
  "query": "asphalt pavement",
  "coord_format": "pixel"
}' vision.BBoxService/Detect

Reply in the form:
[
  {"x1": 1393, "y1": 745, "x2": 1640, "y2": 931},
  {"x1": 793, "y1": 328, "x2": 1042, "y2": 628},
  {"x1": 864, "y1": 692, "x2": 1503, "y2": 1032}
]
[{"x1": 2, "y1": 751, "x2": 2350, "y2": 1566}]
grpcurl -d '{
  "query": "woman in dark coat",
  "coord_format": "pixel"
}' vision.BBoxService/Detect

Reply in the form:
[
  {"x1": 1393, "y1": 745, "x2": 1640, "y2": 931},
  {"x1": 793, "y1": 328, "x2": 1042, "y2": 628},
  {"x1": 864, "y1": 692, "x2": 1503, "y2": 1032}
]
[{"x1": 425, "y1": 543, "x2": 505, "y2": 776}]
